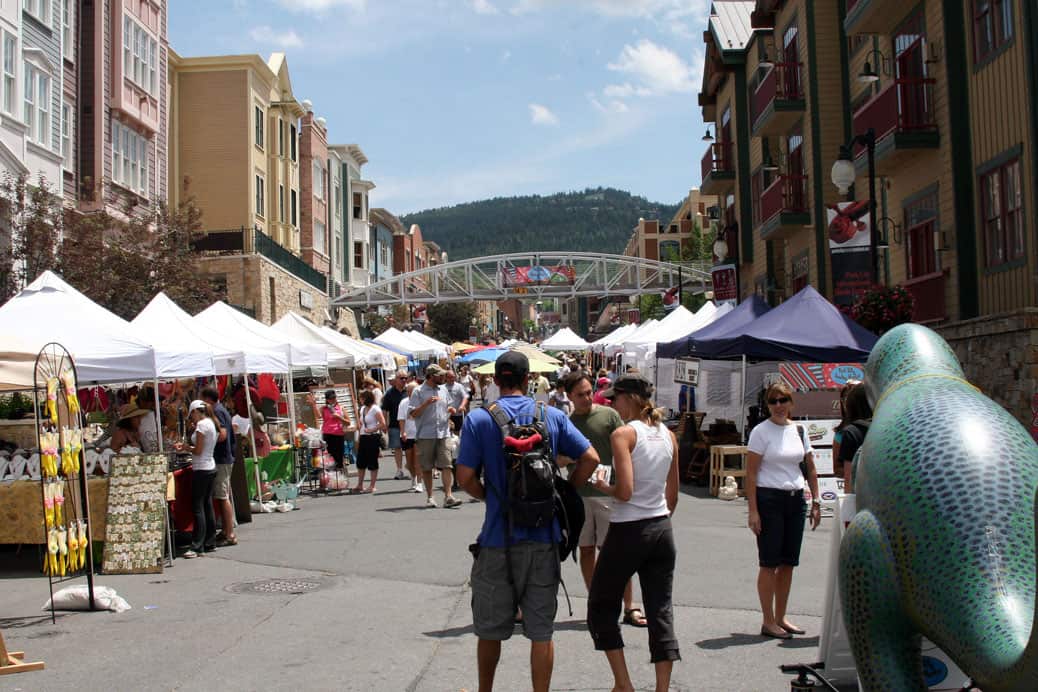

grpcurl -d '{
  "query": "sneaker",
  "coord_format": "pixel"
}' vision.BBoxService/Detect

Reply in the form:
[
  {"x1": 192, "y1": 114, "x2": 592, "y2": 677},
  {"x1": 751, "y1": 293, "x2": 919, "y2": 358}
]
[
  {"x1": 182, "y1": 549, "x2": 198, "y2": 559},
  {"x1": 394, "y1": 470, "x2": 408, "y2": 480},
  {"x1": 426, "y1": 497, "x2": 438, "y2": 508},
  {"x1": 415, "y1": 482, "x2": 426, "y2": 494},
  {"x1": 444, "y1": 497, "x2": 462, "y2": 509}
]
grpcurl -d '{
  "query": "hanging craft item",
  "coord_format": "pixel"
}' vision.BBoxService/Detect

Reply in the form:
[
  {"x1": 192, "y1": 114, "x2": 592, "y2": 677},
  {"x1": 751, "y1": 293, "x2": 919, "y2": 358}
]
[
  {"x1": 61, "y1": 369, "x2": 79, "y2": 416},
  {"x1": 43, "y1": 483, "x2": 55, "y2": 529},
  {"x1": 44, "y1": 529, "x2": 58, "y2": 576},
  {"x1": 53, "y1": 483, "x2": 64, "y2": 528},
  {"x1": 60, "y1": 427, "x2": 81, "y2": 476},
  {"x1": 56, "y1": 527, "x2": 67, "y2": 577},
  {"x1": 45, "y1": 377, "x2": 59, "y2": 426},
  {"x1": 39, "y1": 432, "x2": 58, "y2": 479}
]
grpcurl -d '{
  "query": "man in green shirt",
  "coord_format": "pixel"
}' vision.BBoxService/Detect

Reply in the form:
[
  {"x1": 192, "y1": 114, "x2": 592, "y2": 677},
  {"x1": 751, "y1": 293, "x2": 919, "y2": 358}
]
[{"x1": 563, "y1": 372, "x2": 647, "y2": 628}]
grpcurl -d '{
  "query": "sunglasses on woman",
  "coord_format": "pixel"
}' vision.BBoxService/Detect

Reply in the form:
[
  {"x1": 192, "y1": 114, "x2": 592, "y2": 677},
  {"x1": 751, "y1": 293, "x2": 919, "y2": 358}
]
[{"x1": 767, "y1": 396, "x2": 791, "y2": 405}]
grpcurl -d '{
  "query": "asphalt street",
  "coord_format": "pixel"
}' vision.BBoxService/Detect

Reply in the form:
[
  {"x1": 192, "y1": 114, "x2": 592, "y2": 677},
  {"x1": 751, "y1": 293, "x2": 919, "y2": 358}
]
[{"x1": 0, "y1": 456, "x2": 838, "y2": 692}]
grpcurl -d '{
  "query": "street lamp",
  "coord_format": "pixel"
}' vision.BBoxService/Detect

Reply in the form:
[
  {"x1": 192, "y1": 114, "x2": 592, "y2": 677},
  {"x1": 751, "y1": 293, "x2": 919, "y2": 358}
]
[
  {"x1": 702, "y1": 127, "x2": 714, "y2": 142},
  {"x1": 830, "y1": 128, "x2": 879, "y2": 283},
  {"x1": 712, "y1": 231, "x2": 729, "y2": 263},
  {"x1": 857, "y1": 49, "x2": 891, "y2": 84}
]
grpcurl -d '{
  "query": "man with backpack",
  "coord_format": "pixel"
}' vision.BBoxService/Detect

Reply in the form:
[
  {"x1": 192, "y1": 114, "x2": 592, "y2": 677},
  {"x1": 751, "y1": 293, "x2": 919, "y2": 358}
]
[{"x1": 456, "y1": 351, "x2": 600, "y2": 692}]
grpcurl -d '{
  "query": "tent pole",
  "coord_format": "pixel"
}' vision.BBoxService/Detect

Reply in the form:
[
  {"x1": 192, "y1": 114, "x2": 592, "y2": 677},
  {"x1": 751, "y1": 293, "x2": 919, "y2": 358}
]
[
  {"x1": 286, "y1": 374, "x2": 298, "y2": 443},
  {"x1": 740, "y1": 355, "x2": 747, "y2": 442},
  {"x1": 153, "y1": 378, "x2": 163, "y2": 454},
  {"x1": 243, "y1": 376, "x2": 263, "y2": 505}
]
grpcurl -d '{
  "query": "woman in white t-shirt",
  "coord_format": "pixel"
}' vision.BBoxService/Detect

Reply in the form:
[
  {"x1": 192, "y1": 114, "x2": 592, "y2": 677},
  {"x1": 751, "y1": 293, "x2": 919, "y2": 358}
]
[
  {"x1": 176, "y1": 400, "x2": 221, "y2": 559},
  {"x1": 745, "y1": 381, "x2": 821, "y2": 640},
  {"x1": 397, "y1": 382, "x2": 423, "y2": 493},
  {"x1": 586, "y1": 373, "x2": 680, "y2": 692}
]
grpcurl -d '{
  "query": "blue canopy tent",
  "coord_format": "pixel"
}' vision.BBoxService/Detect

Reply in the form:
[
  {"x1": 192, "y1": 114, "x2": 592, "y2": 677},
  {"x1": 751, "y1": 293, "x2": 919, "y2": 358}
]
[
  {"x1": 656, "y1": 295, "x2": 772, "y2": 359},
  {"x1": 683, "y1": 286, "x2": 877, "y2": 361},
  {"x1": 459, "y1": 347, "x2": 508, "y2": 364},
  {"x1": 365, "y1": 338, "x2": 418, "y2": 369}
]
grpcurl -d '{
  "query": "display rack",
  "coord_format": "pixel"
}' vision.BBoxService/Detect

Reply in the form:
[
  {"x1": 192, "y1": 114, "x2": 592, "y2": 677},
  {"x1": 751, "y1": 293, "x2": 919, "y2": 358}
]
[{"x1": 33, "y1": 343, "x2": 97, "y2": 623}]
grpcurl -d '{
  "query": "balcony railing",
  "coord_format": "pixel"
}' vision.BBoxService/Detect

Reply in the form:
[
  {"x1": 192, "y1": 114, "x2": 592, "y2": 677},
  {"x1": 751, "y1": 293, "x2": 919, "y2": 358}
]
[
  {"x1": 700, "y1": 141, "x2": 734, "y2": 181},
  {"x1": 191, "y1": 229, "x2": 246, "y2": 255},
  {"x1": 254, "y1": 229, "x2": 329, "y2": 293},
  {"x1": 901, "y1": 269, "x2": 947, "y2": 324},
  {"x1": 760, "y1": 174, "x2": 808, "y2": 224},
  {"x1": 752, "y1": 62, "x2": 803, "y2": 125},
  {"x1": 853, "y1": 77, "x2": 937, "y2": 154}
]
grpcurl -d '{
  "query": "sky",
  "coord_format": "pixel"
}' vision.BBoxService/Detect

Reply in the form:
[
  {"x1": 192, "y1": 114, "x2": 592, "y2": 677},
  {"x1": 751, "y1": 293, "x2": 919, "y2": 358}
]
[{"x1": 169, "y1": 0, "x2": 711, "y2": 215}]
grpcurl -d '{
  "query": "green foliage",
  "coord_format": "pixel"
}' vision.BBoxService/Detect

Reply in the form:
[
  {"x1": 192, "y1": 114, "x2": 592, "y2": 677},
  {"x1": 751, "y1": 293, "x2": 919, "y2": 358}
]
[
  {"x1": 851, "y1": 284, "x2": 915, "y2": 335},
  {"x1": 427, "y1": 302, "x2": 477, "y2": 343},
  {"x1": 0, "y1": 392, "x2": 32, "y2": 419},
  {"x1": 401, "y1": 187, "x2": 681, "y2": 260}
]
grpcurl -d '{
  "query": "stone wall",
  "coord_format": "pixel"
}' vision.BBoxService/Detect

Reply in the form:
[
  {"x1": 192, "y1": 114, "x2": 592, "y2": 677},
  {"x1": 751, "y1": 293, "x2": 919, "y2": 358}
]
[
  {"x1": 198, "y1": 254, "x2": 359, "y2": 336},
  {"x1": 936, "y1": 308, "x2": 1038, "y2": 427}
]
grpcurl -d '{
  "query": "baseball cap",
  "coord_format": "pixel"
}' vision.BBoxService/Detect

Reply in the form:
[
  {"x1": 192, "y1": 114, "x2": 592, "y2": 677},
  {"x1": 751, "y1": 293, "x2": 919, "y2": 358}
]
[
  {"x1": 495, "y1": 351, "x2": 529, "y2": 379},
  {"x1": 602, "y1": 372, "x2": 653, "y2": 399},
  {"x1": 425, "y1": 363, "x2": 445, "y2": 377},
  {"x1": 188, "y1": 399, "x2": 208, "y2": 413}
]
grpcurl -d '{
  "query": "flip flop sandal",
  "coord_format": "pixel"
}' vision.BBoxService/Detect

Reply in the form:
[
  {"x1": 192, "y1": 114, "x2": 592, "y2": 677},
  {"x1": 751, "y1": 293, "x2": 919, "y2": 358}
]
[{"x1": 623, "y1": 608, "x2": 648, "y2": 628}]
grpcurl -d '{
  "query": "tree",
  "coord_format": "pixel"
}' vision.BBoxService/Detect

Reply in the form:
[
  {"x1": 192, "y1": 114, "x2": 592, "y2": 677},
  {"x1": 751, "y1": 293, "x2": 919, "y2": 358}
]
[{"x1": 427, "y1": 301, "x2": 476, "y2": 343}]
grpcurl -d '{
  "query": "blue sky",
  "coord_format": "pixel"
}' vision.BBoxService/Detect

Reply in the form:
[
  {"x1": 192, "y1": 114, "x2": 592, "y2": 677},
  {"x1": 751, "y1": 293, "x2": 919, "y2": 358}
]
[{"x1": 170, "y1": 0, "x2": 710, "y2": 215}]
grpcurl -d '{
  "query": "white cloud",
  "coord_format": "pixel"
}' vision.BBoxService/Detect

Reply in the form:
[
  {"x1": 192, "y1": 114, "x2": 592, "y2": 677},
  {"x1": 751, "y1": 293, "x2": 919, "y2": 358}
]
[
  {"x1": 502, "y1": 49, "x2": 512, "y2": 61},
  {"x1": 471, "y1": 0, "x2": 500, "y2": 14},
  {"x1": 603, "y1": 82, "x2": 650, "y2": 99},
  {"x1": 529, "y1": 103, "x2": 560, "y2": 126},
  {"x1": 588, "y1": 95, "x2": 629, "y2": 114},
  {"x1": 278, "y1": 0, "x2": 365, "y2": 13},
  {"x1": 249, "y1": 26, "x2": 304, "y2": 49},
  {"x1": 511, "y1": 0, "x2": 697, "y2": 18},
  {"x1": 607, "y1": 39, "x2": 696, "y2": 95}
]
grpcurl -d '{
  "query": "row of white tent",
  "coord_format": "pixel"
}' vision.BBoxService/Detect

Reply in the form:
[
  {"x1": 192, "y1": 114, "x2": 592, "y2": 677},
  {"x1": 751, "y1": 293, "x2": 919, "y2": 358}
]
[{"x1": 0, "y1": 271, "x2": 401, "y2": 392}]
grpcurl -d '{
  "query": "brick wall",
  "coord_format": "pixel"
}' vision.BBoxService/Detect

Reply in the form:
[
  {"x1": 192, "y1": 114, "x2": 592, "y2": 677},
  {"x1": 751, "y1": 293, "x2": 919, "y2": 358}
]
[{"x1": 937, "y1": 308, "x2": 1038, "y2": 427}]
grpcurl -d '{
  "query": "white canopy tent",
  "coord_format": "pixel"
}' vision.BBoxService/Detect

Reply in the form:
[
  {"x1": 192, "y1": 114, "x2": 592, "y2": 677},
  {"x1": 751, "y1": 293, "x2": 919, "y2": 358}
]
[
  {"x1": 540, "y1": 327, "x2": 590, "y2": 351},
  {"x1": 318, "y1": 327, "x2": 398, "y2": 370},
  {"x1": 272, "y1": 312, "x2": 356, "y2": 369},
  {"x1": 195, "y1": 302, "x2": 328, "y2": 375},
  {"x1": 0, "y1": 271, "x2": 156, "y2": 389},
  {"x1": 590, "y1": 324, "x2": 637, "y2": 353},
  {"x1": 604, "y1": 319, "x2": 658, "y2": 357},
  {"x1": 373, "y1": 327, "x2": 445, "y2": 359},
  {"x1": 401, "y1": 329, "x2": 451, "y2": 357},
  {"x1": 627, "y1": 303, "x2": 732, "y2": 374}
]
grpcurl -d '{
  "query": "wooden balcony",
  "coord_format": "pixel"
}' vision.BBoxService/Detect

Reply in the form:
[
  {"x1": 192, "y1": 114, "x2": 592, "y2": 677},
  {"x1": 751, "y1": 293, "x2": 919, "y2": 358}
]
[
  {"x1": 844, "y1": 0, "x2": 906, "y2": 36},
  {"x1": 758, "y1": 174, "x2": 810, "y2": 241},
  {"x1": 751, "y1": 63, "x2": 805, "y2": 137},
  {"x1": 901, "y1": 268, "x2": 948, "y2": 324},
  {"x1": 700, "y1": 142, "x2": 736, "y2": 195},
  {"x1": 852, "y1": 78, "x2": 939, "y2": 176}
]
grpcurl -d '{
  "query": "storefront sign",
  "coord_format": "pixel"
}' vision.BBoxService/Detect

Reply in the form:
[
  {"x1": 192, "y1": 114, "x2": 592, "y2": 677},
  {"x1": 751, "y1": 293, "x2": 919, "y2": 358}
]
[
  {"x1": 711, "y1": 264, "x2": 738, "y2": 305},
  {"x1": 827, "y1": 201, "x2": 873, "y2": 306},
  {"x1": 673, "y1": 358, "x2": 700, "y2": 385},
  {"x1": 299, "y1": 290, "x2": 313, "y2": 309},
  {"x1": 780, "y1": 362, "x2": 865, "y2": 390}
]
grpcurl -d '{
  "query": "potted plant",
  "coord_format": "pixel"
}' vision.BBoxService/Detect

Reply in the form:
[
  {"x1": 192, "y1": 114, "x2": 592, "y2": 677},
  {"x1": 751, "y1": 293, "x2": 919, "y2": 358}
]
[{"x1": 851, "y1": 284, "x2": 915, "y2": 335}]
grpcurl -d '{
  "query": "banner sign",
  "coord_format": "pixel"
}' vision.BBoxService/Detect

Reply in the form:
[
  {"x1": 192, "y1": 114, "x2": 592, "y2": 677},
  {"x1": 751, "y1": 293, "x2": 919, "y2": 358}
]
[
  {"x1": 780, "y1": 362, "x2": 865, "y2": 391},
  {"x1": 500, "y1": 265, "x2": 576, "y2": 287},
  {"x1": 673, "y1": 358, "x2": 700, "y2": 385},
  {"x1": 711, "y1": 264, "x2": 738, "y2": 305},
  {"x1": 827, "y1": 201, "x2": 873, "y2": 306}
]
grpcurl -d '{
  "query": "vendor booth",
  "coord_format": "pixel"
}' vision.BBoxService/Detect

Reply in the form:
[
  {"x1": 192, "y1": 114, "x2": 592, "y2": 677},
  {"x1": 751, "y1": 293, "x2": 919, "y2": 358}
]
[{"x1": 539, "y1": 327, "x2": 590, "y2": 352}]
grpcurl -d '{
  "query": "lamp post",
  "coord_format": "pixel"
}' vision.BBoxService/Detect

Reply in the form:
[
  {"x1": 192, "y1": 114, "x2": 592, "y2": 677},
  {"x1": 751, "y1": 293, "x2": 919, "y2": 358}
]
[{"x1": 830, "y1": 127, "x2": 880, "y2": 283}]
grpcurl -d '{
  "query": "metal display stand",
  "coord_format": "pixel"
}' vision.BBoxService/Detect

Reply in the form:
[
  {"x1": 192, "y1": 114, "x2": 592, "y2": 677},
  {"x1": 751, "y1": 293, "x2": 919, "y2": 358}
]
[{"x1": 32, "y1": 343, "x2": 98, "y2": 623}]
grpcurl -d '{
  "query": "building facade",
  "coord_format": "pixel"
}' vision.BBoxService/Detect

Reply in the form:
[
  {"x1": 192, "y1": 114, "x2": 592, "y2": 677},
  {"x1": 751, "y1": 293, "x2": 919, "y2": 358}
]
[
  {"x1": 80, "y1": 0, "x2": 168, "y2": 216},
  {"x1": 299, "y1": 109, "x2": 329, "y2": 275},
  {"x1": 328, "y1": 143, "x2": 373, "y2": 290},
  {"x1": 368, "y1": 207, "x2": 400, "y2": 284}
]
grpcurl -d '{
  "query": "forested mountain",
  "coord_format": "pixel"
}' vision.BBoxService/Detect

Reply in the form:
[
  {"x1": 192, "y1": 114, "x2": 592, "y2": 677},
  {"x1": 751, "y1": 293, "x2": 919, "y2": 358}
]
[{"x1": 401, "y1": 188, "x2": 681, "y2": 261}]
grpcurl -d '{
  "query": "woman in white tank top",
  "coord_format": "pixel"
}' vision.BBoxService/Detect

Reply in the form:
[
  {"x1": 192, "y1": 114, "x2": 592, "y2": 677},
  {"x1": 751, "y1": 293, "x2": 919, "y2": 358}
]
[{"x1": 586, "y1": 372, "x2": 680, "y2": 692}]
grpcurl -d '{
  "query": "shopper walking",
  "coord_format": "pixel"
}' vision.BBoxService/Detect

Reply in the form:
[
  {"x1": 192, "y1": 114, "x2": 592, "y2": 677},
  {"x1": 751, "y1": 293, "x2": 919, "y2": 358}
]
[
  {"x1": 382, "y1": 371, "x2": 409, "y2": 480},
  {"x1": 745, "y1": 381, "x2": 821, "y2": 640},
  {"x1": 586, "y1": 373, "x2": 681, "y2": 692},
  {"x1": 397, "y1": 381, "x2": 423, "y2": 493},
  {"x1": 410, "y1": 364, "x2": 460, "y2": 508},
  {"x1": 354, "y1": 390, "x2": 386, "y2": 494},
  {"x1": 177, "y1": 400, "x2": 221, "y2": 559},
  {"x1": 201, "y1": 387, "x2": 237, "y2": 547}
]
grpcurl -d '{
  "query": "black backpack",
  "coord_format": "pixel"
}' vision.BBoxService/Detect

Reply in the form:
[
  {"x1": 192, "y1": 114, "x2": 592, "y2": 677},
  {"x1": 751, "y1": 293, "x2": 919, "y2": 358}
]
[{"x1": 484, "y1": 401, "x2": 584, "y2": 563}]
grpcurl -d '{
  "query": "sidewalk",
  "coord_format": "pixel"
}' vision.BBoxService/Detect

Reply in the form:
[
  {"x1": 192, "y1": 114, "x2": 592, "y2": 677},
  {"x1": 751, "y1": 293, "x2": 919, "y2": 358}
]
[{"x1": 0, "y1": 459, "x2": 837, "y2": 691}]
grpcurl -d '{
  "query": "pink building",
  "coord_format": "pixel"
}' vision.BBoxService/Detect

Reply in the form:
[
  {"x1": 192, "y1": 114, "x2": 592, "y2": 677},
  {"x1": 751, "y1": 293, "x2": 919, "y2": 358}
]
[
  {"x1": 79, "y1": 0, "x2": 168, "y2": 214},
  {"x1": 299, "y1": 109, "x2": 329, "y2": 274}
]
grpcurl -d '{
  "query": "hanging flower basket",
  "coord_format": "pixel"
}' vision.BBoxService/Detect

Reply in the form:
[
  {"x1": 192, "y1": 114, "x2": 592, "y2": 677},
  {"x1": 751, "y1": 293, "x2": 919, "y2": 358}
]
[{"x1": 851, "y1": 284, "x2": 915, "y2": 335}]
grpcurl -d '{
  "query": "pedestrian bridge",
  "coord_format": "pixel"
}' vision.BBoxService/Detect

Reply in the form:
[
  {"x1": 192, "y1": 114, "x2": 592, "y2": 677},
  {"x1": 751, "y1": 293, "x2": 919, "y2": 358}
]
[{"x1": 330, "y1": 252, "x2": 713, "y2": 306}]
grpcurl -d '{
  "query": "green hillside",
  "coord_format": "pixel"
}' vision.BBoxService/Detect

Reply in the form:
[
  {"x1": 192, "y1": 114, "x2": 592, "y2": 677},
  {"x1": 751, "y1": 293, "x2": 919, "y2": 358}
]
[{"x1": 400, "y1": 187, "x2": 681, "y2": 261}]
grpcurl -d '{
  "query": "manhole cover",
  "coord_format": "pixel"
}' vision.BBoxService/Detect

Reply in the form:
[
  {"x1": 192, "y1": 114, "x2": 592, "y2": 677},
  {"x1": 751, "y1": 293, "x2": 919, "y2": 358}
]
[{"x1": 227, "y1": 578, "x2": 323, "y2": 595}]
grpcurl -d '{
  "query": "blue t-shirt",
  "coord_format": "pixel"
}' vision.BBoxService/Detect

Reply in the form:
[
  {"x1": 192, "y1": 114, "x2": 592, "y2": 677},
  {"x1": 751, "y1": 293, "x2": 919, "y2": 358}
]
[
  {"x1": 458, "y1": 394, "x2": 591, "y2": 548},
  {"x1": 213, "y1": 403, "x2": 235, "y2": 465}
]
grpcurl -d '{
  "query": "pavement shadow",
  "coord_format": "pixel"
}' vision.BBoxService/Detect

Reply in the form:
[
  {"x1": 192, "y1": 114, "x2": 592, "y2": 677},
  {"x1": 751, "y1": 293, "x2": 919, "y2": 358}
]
[
  {"x1": 376, "y1": 505, "x2": 438, "y2": 513},
  {"x1": 678, "y1": 483, "x2": 712, "y2": 500},
  {"x1": 423, "y1": 619, "x2": 587, "y2": 639},
  {"x1": 0, "y1": 614, "x2": 69, "y2": 629},
  {"x1": 778, "y1": 635, "x2": 820, "y2": 649},
  {"x1": 695, "y1": 632, "x2": 775, "y2": 649}
]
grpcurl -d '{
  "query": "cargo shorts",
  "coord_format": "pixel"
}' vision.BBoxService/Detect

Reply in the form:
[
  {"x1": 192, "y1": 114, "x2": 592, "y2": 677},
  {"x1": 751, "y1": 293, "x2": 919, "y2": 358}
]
[{"x1": 470, "y1": 541, "x2": 559, "y2": 642}]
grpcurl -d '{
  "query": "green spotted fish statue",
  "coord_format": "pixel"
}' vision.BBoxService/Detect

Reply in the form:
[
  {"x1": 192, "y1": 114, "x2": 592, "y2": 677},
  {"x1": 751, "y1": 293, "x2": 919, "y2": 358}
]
[{"x1": 840, "y1": 323, "x2": 1038, "y2": 691}]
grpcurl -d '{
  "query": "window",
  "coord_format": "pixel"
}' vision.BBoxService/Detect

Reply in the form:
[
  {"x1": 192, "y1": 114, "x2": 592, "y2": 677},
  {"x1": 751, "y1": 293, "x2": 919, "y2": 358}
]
[
  {"x1": 111, "y1": 121, "x2": 149, "y2": 195},
  {"x1": 23, "y1": 63, "x2": 50, "y2": 146},
  {"x1": 981, "y1": 158, "x2": 1023, "y2": 267},
  {"x1": 62, "y1": 0, "x2": 72, "y2": 60},
  {"x1": 290, "y1": 189, "x2": 297, "y2": 225},
  {"x1": 353, "y1": 192, "x2": 362, "y2": 219},
  {"x1": 278, "y1": 119, "x2": 284, "y2": 156},
  {"x1": 354, "y1": 241, "x2": 364, "y2": 269},
  {"x1": 61, "y1": 101, "x2": 71, "y2": 168},
  {"x1": 23, "y1": 0, "x2": 50, "y2": 24},
  {"x1": 314, "y1": 220, "x2": 326, "y2": 254},
  {"x1": 279, "y1": 184, "x2": 285, "y2": 222},
  {"x1": 3, "y1": 34, "x2": 15, "y2": 115},
  {"x1": 904, "y1": 188, "x2": 939, "y2": 278},
  {"x1": 313, "y1": 161, "x2": 324, "y2": 200},
  {"x1": 290, "y1": 123, "x2": 297, "y2": 161},
  {"x1": 122, "y1": 14, "x2": 158, "y2": 95},
  {"x1": 255, "y1": 174, "x2": 265, "y2": 218},
  {"x1": 254, "y1": 106, "x2": 264, "y2": 149},
  {"x1": 973, "y1": 0, "x2": 1013, "y2": 63},
  {"x1": 334, "y1": 178, "x2": 342, "y2": 216}
]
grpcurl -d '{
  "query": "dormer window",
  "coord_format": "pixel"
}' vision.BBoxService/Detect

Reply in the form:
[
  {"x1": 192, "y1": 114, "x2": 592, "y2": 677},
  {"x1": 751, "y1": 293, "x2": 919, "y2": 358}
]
[{"x1": 123, "y1": 14, "x2": 158, "y2": 96}]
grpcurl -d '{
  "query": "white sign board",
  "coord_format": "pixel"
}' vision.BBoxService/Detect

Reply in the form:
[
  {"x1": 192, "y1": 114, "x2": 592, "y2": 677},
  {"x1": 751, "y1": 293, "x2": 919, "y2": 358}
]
[
  {"x1": 802, "y1": 419, "x2": 841, "y2": 447},
  {"x1": 673, "y1": 358, "x2": 700, "y2": 386},
  {"x1": 814, "y1": 448, "x2": 835, "y2": 477}
]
